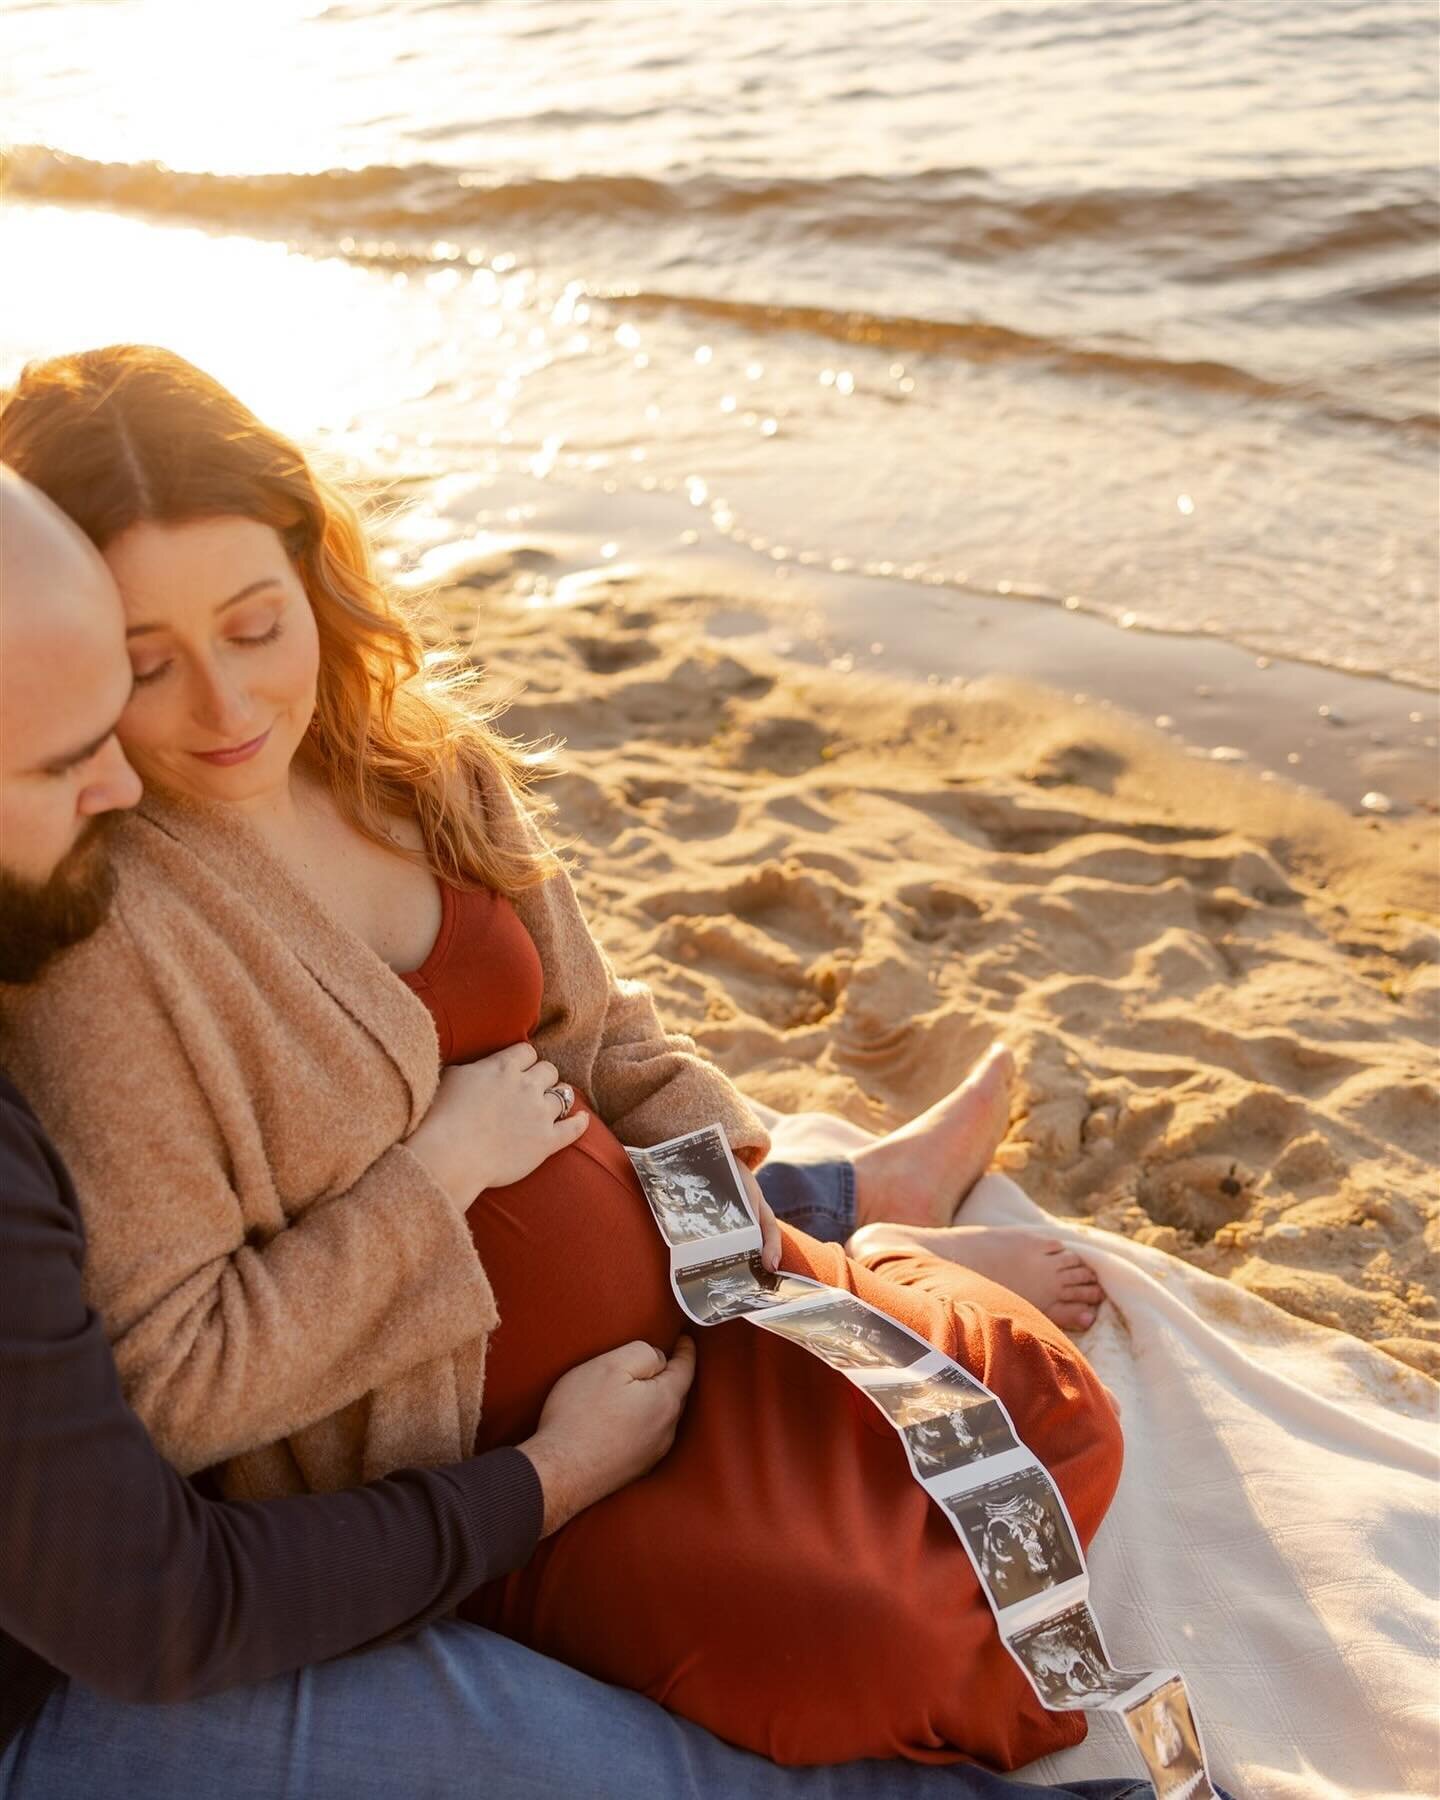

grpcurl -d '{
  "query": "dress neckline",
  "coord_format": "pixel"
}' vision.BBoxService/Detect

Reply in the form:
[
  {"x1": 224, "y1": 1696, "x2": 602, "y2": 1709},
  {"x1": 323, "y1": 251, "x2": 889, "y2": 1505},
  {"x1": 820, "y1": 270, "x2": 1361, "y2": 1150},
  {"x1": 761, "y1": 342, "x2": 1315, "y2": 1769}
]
[{"x1": 399, "y1": 880, "x2": 457, "y2": 984}]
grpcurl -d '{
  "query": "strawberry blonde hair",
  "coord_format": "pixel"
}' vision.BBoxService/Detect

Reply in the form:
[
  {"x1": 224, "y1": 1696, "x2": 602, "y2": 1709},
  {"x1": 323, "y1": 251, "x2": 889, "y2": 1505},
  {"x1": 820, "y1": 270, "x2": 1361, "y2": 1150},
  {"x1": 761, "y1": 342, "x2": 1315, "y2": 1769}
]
[{"x1": 0, "y1": 344, "x2": 560, "y2": 895}]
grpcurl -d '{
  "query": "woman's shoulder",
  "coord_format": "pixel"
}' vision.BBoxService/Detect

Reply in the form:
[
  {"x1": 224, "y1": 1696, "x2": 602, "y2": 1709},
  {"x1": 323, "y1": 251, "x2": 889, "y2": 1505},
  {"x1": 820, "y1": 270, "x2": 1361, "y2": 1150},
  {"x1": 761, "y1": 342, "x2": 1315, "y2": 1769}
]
[
  {"x1": 1, "y1": 871, "x2": 152, "y2": 1033},
  {"x1": 0, "y1": 809, "x2": 209, "y2": 1038},
  {"x1": 0, "y1": 914, "x2": 166, "y2": 1150}
]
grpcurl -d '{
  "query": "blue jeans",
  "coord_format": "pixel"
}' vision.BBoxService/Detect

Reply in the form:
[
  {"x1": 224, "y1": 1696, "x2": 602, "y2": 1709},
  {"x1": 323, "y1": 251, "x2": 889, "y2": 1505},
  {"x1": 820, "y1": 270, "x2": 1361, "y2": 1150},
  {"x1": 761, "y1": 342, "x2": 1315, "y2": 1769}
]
[
  {"x1": 756, "y1": 1157, "x2": 858, "y2": 1244},
  {"x1": 1, "y1": 1618, "x2": 1212, "y2": 1800},
  {"x1": 0, "y1": 1163, "x2": 1233, "y2": 1799}
]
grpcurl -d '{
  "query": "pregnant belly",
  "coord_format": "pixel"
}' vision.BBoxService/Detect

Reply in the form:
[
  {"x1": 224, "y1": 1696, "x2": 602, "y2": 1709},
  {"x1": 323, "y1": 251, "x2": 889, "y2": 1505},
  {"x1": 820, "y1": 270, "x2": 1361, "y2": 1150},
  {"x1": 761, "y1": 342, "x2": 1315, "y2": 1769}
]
[{"x1": 464, "y1": 1091, "x2": 687, "y2": 1449}]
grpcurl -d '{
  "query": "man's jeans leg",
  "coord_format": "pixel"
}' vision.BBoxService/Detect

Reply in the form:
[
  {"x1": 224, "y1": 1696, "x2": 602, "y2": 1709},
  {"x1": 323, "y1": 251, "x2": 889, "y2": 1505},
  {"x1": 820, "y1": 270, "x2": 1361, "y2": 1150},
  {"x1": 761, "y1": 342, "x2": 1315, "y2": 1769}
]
[
  {"x1": 756, "y1": 1159, "x2": 856, "y2": 1245},
  {"x1": 0, "y1": 1619, "x2": 1216, "y2": 1800}
]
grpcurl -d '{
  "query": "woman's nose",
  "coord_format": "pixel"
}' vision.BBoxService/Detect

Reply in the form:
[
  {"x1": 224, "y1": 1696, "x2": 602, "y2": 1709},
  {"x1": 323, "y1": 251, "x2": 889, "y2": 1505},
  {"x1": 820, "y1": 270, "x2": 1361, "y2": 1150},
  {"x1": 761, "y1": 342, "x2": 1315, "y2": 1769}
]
[{"x1": 194, "y1": 663, "x2": 255, "y2": 738}]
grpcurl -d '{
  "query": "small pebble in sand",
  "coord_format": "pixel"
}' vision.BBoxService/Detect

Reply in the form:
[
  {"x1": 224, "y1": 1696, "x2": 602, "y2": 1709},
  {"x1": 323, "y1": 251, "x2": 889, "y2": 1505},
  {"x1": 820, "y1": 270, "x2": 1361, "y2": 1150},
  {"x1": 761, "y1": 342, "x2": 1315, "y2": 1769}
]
[
  {"x1": 1318, "y1": 705, "x2": 1345, "y2": 725},
  {"x1": 1255, "y1": 656, "x2": 1271, "y2": 669},
  {"x1": 1154, "y1": 714, "x2": 1174, "y2": 729},
  {"x1": 1210, "y1": 745, "x2": 1246, "y2": 762},
  {"x1": 1084, "y1": 1108, "x2": 1116, "y2": 1142},
  {"x1": 1360, "y1": 791, "x2": 1394, "y2": 815}
]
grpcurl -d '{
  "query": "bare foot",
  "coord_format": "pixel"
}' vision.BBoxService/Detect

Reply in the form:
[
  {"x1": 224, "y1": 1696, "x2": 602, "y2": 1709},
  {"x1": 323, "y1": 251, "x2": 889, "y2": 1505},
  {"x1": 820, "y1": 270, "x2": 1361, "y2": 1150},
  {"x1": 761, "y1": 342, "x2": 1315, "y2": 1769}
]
[
  {"x1": 848, "y1": 1220, "x2": 1106, "y2": 1334},
  {"x1": 851, "y1": 1041, "x2": 1015, "y2": 1229}
]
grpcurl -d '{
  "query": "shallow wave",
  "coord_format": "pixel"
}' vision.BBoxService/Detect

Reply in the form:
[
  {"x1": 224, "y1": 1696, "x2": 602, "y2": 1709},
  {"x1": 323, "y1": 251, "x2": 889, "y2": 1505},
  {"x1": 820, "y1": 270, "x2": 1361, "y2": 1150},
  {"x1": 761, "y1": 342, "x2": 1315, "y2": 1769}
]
[
  {"x1": 601, "y1": 288, "x2": 1438, "y2": 437},
  {"x1": 6, "y1": 143, "x2": 1434, "y2": 437},
  {"x1": 6, "y1": 142, "x2": 1436, "y2": 269}
]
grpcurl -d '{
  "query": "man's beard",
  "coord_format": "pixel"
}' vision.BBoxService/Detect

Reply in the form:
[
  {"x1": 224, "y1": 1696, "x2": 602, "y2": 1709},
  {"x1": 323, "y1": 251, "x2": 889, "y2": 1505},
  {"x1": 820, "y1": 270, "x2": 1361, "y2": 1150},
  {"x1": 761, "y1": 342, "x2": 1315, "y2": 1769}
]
[{"x1": 0, "y1": 815, "x2": 120, "y2": 984}]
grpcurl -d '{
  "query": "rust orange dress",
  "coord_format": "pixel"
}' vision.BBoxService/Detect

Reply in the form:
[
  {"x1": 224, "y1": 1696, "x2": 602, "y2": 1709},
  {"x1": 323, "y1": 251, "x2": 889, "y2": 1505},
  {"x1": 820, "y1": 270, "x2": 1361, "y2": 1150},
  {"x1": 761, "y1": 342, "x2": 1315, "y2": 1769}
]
[{"x1": 400, "y1": 882, "x2": 1123, "y2": 1770}]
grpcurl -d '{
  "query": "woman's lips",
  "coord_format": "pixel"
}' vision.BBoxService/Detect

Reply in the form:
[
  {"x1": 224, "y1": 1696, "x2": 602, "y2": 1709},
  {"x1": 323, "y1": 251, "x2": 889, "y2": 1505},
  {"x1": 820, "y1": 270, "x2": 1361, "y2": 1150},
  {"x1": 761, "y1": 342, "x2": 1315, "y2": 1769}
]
[{"x1": 190, "y1": 726, "x2": 272, "y2": 767}]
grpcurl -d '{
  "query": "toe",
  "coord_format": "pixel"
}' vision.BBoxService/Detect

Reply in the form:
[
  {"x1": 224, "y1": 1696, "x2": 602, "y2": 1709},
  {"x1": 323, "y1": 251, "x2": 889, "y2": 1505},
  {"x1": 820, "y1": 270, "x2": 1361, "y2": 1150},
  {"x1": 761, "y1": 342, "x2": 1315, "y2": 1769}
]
[
  {"x1": 1050, "y1": 1300, "x2": 1098, "y2": 1332},
  {"x1": 1060, "y1": 1273, "x2": 1105, "y2": 1301}
]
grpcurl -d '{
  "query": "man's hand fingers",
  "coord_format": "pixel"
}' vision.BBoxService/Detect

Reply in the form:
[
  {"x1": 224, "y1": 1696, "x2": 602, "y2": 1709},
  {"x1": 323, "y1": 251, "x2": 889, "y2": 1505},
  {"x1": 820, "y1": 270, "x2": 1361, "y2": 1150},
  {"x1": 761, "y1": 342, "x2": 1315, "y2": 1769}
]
[
  {"x1": 611, "y1": 1339, "x2": 670, "y2": 1380},
  {"x1": 656, "y1": 1334, "x2": 697, "y2": 1399}
]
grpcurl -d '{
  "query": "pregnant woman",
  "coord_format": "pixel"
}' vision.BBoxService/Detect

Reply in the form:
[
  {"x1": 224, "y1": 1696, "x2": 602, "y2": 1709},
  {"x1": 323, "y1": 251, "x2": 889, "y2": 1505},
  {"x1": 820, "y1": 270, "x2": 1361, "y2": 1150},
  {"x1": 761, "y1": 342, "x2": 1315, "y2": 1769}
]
[{"x1": 0, "y1": 347, "x2": 1121, "y2": 1770}]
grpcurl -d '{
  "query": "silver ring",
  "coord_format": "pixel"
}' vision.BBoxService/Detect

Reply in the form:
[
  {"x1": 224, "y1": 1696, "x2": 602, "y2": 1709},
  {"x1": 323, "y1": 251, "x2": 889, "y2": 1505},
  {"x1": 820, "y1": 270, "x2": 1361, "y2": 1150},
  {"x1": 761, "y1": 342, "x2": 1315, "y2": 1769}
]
[{"x1": 546, "y1": 1081, "x2": 575, "y2": 1120}]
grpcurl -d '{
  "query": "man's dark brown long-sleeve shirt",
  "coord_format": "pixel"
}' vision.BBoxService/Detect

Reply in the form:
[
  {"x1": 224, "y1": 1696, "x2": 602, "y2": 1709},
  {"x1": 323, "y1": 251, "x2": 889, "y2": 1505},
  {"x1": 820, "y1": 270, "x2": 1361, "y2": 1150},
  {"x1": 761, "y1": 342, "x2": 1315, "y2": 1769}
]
[{"x1": 0, "y1": 1071, "x2": 542, "y2": 1752}]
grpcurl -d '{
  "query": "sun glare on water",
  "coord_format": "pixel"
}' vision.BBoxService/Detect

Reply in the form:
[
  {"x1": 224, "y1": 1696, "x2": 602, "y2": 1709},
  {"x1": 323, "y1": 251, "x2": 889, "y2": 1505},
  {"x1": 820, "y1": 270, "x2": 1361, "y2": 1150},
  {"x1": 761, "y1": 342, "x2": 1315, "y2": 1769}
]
[
  {"x1": 2, "y1": 0, "x2": 357, "y2": 176},
  {"x1": 0, "y1": 205, "x2": 454, "y2": 452}
]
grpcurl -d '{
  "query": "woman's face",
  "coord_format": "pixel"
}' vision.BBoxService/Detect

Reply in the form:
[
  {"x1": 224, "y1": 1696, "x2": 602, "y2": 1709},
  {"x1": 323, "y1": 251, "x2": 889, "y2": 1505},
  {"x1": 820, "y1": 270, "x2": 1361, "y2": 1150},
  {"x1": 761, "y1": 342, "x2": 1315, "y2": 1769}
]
[{"x1": 104, "y1": 516, "x2": 321, "y2": 810}]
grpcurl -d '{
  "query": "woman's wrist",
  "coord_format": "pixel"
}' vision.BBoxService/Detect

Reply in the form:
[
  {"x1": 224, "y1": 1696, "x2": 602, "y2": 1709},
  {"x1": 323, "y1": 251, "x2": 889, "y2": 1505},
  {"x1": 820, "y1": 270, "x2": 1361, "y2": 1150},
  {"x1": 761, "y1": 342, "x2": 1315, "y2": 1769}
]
[{"x1": 404, "y1": 1125, "x2": 488, "y2": 1214}]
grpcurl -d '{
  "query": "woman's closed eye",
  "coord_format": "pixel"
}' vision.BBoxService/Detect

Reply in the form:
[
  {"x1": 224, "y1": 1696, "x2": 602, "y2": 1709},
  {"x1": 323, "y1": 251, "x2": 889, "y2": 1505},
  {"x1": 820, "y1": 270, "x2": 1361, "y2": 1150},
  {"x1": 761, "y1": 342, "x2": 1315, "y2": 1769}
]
[
  {"x1": 235, "y1": 620, "x2": 284, "y2": 650},
  {"x1": 130, "y1": 619, "x2": 285, "y2": 688},
  {"x1": 130, "y1": 654, "x2": 174, "y2": 688}
]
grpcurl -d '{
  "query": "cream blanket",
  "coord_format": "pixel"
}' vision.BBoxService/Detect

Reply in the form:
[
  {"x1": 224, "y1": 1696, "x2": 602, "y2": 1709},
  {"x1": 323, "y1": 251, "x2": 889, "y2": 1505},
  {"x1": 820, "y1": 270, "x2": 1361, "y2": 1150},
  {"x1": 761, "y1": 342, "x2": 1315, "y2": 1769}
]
[{"x1": 757, "y1": 1104, "x2": 1439, "y2": 1800}]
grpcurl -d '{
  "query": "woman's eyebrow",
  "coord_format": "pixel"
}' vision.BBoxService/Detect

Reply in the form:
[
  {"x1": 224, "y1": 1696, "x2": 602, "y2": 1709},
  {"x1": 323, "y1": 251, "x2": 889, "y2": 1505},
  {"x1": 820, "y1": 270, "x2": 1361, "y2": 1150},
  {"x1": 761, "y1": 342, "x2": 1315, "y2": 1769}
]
[{"x1": 124, "y1": 578, "x2": 282, "y2": 639}]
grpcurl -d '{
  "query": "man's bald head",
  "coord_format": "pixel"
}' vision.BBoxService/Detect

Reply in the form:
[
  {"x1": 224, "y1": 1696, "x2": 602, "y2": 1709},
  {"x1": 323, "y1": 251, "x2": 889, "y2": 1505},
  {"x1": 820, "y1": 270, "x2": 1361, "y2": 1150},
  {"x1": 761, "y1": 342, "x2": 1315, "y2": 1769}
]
[
  {"x1": 0, "y1": 463, "x2": 119, "y2": 652},
  {"x1": 0, "y1": 465, "x2": 141, "y2": 979}
]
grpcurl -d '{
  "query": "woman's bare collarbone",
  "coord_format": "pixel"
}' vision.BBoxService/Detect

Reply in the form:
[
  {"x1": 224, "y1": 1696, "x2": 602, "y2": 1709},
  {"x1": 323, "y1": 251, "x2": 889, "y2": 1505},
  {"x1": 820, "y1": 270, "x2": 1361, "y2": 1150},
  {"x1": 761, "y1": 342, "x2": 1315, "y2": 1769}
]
[{"x1": 250, "y1": 778, "x2": 444, "y2": 973}]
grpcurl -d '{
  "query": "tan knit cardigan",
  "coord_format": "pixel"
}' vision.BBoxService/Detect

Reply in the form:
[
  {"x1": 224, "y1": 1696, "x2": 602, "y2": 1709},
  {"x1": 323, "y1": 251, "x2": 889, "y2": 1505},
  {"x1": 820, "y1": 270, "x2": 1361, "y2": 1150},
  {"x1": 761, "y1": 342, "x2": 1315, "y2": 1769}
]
[{"x1": 0, "y1": 764, "x2": 770, "y2": 1501}]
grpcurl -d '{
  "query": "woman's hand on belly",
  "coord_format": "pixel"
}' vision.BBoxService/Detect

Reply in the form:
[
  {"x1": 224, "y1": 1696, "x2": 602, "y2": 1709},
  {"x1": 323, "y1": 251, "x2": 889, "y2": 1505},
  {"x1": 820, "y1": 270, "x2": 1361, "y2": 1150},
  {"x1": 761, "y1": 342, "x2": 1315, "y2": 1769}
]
[
  {"x1": 518, "y1": 1336, "x2": 698, "y2": 1536},
  {"x1": 407, "y1": 1043, "x2": 590, "y2": 1209}
]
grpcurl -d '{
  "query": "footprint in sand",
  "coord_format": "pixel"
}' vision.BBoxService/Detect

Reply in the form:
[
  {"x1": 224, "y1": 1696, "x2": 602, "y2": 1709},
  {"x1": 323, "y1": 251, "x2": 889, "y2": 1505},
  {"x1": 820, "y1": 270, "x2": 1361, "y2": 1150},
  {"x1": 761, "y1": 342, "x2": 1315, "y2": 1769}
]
[
  {"x1": 571, "y1": 632, "x2": 662, "y2": 674},
  {"x1": 641, "y1": 863, "x2": 863, "y2": 952},
  {"x1": 897, "y1": 880, "x2": 988, "y2": 946},
  {"x1": 1136, "y1": 1155, "x2": 1258, "y2": 1243}
]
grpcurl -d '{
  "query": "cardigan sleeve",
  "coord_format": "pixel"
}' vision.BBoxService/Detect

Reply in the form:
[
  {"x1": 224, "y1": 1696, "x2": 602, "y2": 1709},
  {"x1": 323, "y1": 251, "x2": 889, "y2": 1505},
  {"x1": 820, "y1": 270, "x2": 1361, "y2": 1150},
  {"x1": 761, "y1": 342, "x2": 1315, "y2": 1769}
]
[
  {"x1": 0, "y1": 919, "x2": 495, "y2": 1478},
  {"x1": 494, "y1": 770, "x2": 772, "y2": 1168},
  {"x1": 584, "y1": 936, "x2": 772, "y2": 1168}
]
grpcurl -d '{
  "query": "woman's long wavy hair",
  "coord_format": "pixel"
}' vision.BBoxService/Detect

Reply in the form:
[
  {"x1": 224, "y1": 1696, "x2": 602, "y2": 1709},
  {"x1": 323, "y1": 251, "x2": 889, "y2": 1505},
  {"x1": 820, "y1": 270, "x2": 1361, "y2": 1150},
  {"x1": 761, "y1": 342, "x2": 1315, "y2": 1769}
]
[{"x1": 0, "y1": 344, "x2": 561, "y2": 895}]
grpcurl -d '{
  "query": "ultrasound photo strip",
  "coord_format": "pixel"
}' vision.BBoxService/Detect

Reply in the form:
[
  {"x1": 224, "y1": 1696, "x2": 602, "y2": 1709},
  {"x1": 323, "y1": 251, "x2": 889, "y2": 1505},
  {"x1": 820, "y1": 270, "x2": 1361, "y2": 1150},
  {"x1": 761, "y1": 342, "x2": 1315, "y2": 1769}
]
[
  {"x1": 625, "y1": 1127, "x2": 830, "y2": 1323},
  {"x1": 624, "y1": 1125, "x2": 1217, "y2": 1800}
]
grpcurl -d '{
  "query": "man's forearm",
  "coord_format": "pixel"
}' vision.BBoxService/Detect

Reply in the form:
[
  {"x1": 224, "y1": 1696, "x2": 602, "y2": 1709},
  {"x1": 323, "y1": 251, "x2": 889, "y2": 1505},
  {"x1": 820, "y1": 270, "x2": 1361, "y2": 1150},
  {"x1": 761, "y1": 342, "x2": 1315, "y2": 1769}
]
[{"x1": 0, "y1": 1093, "x2": 541, "y2": 1710}]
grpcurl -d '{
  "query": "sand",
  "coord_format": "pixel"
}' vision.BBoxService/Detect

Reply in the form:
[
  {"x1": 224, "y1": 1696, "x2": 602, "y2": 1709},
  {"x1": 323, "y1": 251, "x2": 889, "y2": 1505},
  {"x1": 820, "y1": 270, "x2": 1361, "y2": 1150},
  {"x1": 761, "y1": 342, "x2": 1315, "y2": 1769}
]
[{"x1": 426, "y1": 542, "x2": 1440, "y2": 1379}]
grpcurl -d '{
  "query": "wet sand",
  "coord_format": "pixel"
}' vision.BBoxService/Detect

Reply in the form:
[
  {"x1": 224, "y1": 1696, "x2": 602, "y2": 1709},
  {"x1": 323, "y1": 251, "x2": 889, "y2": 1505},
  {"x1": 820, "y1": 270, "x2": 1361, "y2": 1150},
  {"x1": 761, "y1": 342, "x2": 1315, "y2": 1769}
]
[
  {"x1": 397, "y1": 473, "x2": 1440, "y2": 816},
  {"x1": 421, "y1": 523, "x2": 1440, "y2": 1378}
]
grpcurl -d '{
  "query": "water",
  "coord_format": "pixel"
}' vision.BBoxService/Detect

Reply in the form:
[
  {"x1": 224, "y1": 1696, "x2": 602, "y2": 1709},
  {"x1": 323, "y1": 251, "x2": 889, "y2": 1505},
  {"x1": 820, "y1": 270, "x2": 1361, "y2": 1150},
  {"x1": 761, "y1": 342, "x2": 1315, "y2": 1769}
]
[{"x1": 2, "y1": 0, "x2": 1437, "y2": 685}]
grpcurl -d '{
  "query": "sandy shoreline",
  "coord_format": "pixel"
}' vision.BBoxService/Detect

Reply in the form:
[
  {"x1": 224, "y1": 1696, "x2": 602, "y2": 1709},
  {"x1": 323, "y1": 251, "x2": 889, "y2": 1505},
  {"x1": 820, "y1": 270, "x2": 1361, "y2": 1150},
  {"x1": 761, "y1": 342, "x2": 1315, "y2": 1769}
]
[
  {"x1": 425, "y1": 533, "x2": 1439, "y2": 1377},
  {"x1": 391, "y1": 471, "x2": 1440, "y2": 815}
]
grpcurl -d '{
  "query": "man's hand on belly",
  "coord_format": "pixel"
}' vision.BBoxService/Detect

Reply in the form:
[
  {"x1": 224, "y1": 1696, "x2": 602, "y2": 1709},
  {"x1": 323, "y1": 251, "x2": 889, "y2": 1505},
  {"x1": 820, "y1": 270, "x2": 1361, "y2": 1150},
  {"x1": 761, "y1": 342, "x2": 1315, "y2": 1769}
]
[{"x1": 518, "y1": 1336, "x2": 699, "y2": 1535}]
